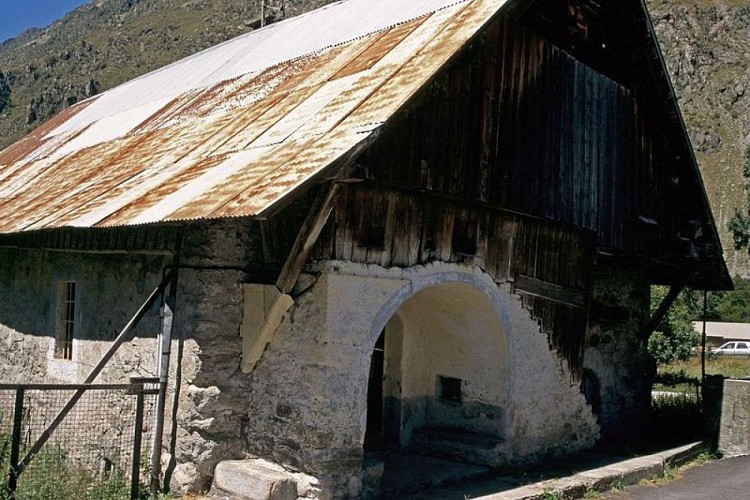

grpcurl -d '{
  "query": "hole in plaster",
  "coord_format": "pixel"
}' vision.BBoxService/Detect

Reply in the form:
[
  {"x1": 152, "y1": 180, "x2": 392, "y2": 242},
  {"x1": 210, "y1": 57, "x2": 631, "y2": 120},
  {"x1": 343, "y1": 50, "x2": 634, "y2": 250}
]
[{"x1": 436, "y1": 375, "x2": 462, "y2": 404}]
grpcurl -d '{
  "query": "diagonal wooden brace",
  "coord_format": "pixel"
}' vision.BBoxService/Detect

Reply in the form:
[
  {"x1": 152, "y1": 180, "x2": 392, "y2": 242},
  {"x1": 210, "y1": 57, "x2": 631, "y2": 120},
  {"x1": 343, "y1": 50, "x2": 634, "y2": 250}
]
[
  {"x1": 276, "y1": 182, "x2": 342, "y2": 295},
  {"x1": 641, "y1": 283, "x2": 685, "y2": 340}
]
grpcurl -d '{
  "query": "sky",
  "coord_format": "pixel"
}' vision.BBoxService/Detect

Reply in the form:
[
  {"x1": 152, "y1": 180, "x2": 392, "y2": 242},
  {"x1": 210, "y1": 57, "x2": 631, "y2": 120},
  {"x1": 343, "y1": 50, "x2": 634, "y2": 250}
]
[{"x1": 0, "y1": 0, "x2": 91, "y2": 43}]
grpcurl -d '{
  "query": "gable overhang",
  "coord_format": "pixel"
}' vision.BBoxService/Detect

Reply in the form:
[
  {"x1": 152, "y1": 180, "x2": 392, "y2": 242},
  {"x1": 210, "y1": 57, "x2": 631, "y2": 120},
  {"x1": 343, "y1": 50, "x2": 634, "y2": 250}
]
[{"x1": 635, "y1": 0, "x2": 731, "y2": 290}]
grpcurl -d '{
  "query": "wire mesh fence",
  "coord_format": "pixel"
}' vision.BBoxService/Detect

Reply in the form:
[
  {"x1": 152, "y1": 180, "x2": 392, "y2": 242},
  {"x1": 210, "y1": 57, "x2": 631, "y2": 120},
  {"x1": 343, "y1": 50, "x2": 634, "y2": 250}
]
[{"x1": 0, "y1": 379, "x2": 159, "y2": 499}]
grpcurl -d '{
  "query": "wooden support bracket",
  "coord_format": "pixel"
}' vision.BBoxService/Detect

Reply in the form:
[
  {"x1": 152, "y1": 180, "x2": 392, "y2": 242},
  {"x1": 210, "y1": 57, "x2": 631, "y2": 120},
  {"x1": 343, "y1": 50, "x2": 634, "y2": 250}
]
[
  {"x1": 276, "y1": 182, "x2": 342, "y2": 294},
  {"x1": 641, "y1": 283, "x2": 685, "y2": 340}
]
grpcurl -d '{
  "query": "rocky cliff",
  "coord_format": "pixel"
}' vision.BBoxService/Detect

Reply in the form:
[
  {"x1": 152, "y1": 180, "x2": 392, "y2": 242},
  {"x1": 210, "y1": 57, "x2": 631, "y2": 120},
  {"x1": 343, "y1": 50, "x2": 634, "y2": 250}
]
[{"x1": 648, "y1": 0, "x2": 750, "y2": 277}]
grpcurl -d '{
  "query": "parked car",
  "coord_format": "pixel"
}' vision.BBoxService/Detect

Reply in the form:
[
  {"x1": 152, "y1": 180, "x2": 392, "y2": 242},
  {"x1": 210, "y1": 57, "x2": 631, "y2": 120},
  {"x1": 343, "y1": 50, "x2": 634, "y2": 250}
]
[{"x1": 709, "y1": 341, "x2": 750, "y2": 358}]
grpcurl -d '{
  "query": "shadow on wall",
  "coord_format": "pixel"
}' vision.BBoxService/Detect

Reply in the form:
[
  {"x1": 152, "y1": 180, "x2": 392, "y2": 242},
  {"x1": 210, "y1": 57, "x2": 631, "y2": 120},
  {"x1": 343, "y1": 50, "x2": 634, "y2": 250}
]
[{"x1": 0, "y1": 247, "x2": 165, "y2": 342}]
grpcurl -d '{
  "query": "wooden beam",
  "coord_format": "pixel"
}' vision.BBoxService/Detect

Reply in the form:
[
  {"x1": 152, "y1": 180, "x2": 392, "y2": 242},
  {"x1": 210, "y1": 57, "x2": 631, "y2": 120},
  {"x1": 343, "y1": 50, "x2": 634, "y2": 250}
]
[
  {"x1": 276, "y1": 182, "x2": 342, "y2": 294},
  {"x1": 514, "y1": 274, "x2": 586, "y2": 308},
  {"x1": 641, "y1": 283, "x2": 685, "y2": 340}
]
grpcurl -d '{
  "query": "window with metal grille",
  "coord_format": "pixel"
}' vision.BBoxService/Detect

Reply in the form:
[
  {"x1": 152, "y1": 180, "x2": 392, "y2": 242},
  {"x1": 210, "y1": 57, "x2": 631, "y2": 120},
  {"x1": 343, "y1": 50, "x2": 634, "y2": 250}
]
[{"x1": 54, "y1": 281, "x2": 76, "y2": 360}]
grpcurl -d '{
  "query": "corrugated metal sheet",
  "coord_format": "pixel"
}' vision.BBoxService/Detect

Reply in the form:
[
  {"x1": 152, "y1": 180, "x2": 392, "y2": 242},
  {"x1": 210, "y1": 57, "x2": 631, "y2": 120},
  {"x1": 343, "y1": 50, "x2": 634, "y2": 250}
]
[{"x1": 0, "y1": 0, "x2": 509, "y2": 233}]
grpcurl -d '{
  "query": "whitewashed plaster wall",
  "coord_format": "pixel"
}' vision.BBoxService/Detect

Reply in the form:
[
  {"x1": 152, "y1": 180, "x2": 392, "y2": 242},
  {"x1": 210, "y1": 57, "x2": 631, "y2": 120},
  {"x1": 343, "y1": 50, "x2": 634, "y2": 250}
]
[
  {"x1": 383, "y1": 282, "x2": 511, "y2": 443},
  {"x1": 242, "y1": 261, "x2": 599, "y2": 497}
]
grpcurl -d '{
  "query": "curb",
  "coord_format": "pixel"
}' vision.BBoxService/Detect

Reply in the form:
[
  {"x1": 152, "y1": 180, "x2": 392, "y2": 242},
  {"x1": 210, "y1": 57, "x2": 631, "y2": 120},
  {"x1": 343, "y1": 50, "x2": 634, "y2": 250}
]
[{"x1": 477, "y1": 441, "x2": 709, "y2": 499}]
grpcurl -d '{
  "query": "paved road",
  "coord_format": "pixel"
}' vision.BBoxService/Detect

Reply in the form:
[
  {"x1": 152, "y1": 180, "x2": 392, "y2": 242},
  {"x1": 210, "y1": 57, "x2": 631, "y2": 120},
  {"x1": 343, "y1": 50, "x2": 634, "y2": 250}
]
[{"x1": 601, "y1": 455, "x2": 750, "y2": 500}]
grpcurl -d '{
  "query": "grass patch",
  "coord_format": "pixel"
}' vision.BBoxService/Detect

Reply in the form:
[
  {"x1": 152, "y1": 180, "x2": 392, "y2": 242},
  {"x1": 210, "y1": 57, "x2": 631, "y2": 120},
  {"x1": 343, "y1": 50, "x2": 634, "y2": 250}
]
[
  {"x1": 639, "y1": 451, "x2": 719, "y2": 488},
  {"x1": 0, "y1": 430, "x2": 140, "y2": 500},
  {"x1": 659, "y1": 356, "x2": 750, "y2": 380}
]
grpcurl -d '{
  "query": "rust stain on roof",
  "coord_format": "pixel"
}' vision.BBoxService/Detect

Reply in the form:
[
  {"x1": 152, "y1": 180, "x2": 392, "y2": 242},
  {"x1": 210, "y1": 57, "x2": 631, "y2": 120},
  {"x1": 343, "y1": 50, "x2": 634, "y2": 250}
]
[
  {"x1": 332, "y1": 16, "x2": 427, "y2": 80},
  {"x1": 0, "y1": 98, "x2": 97, "y2": 168},
  {"x1": 0, "y1": 0, "x2": 509, "y2": 234}
]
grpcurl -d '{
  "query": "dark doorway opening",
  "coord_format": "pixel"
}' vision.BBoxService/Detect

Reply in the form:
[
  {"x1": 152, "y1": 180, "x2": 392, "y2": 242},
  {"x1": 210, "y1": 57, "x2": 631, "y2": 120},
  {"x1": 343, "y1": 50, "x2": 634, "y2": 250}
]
[
  {"x1": 364, "y1": 327, "x2": 400, "y2": 452},
  {"x1": 365, "y1": 330, "x2": 397, "y2": 451}
]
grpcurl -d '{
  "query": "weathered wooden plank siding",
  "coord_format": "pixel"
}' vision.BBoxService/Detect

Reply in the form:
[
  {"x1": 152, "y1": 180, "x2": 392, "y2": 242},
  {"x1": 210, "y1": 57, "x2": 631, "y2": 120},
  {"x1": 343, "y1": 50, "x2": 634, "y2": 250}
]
[
  {"x1": 0, "y1": 225, "x2": 182, "y2": 254},
  {"x1": 312, "y1": 183, "x2": 595, "y2": 374},
  {"x1": 358, "y1": 15, "x2": 706, "y2": 267},
  {"x1": 306, "y1": 10, "x2": 710, "y2": 372},
  {"x1": 315, "y1": 184, "x2": 594, "y2": 285}
]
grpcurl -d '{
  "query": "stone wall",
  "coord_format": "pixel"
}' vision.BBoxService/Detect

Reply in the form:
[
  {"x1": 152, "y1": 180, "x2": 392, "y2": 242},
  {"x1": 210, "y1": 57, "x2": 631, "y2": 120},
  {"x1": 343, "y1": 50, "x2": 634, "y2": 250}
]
[
  {"x1": 0, "y1": 246, "x2": 166, "y2": 384},
  {"x1": 716, "y1": 379, "x2": 750, "y2": 457},
  {"x1": 160, "y1": 218, "x2": 264, "y2": 493},
  {"x1": 0, "y1": 245, "x2": 170, "y2": 486},
  {"x1": 582, "y1": 267, "x2": 653, "y2": 444},
  {"x1": 0, "y1": 219, "x2": 264, "y2": 494}
]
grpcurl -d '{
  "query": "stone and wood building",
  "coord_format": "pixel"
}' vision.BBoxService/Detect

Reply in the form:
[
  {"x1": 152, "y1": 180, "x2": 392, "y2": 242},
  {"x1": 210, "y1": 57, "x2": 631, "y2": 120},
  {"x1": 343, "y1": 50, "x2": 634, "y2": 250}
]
[{"x1": 0, "y1": 0, "x2": 731, "y2": 497}]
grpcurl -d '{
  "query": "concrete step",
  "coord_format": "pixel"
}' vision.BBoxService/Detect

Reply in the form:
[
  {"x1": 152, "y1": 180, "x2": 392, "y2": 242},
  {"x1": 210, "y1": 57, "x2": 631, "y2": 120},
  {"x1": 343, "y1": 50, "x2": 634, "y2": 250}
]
[
  {"x1": 411, "y1": 426, "x2": 505, "y2": 465},
  {"x1": 377, "y1": 452, "x2": 490, "y2": 497}
]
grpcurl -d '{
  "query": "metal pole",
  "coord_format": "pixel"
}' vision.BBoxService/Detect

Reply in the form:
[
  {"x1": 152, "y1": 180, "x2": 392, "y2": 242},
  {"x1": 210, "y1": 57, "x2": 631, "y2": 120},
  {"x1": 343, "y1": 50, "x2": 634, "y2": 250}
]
[
  {"x1": 150, "y1": 269, "x2": 178, "y2": 496},
  {"x1": 8, "y1": 388, "x2": 24, "y2": 496},
  {"x1": 131, "y1": 383, "x2": 145, "y2": 500},
  {"x1": 260, "y1": 0, "x2": 265, "y2": 27},
  {"x1": 701, "y1": 289, "x2": 708, "y2": 400}
]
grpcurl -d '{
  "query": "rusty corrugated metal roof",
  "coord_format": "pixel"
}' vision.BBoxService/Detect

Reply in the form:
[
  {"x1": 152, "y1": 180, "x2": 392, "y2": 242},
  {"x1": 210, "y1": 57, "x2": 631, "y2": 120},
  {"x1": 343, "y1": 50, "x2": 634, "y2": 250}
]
[{"x1": 0, "y1": 0, "x2": 509, "y2": 233}]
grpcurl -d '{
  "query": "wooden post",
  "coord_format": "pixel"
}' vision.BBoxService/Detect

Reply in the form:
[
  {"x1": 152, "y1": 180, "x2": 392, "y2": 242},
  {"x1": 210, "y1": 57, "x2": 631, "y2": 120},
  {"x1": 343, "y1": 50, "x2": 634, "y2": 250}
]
[
  {"x1": 131, "y1": 383, "x2": 145, "y2": 500},
  {"x1": 276, "y1": 182, "x2": 342, "y2": 295},
  {"x1": 8, "y1": 388, "x2": 24, "y2": 496}
]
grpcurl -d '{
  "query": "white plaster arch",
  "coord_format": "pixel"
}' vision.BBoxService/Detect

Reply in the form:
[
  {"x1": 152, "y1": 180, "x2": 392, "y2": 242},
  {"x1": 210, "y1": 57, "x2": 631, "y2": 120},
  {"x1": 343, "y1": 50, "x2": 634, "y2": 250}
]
[
  {"x1": 326, "y1": 262, "x2": 514, "y2": 448},
  {"x1": 365, "y1": 263, "x2": 517, "y2": 353},
  {"x1": 241, "y1": 260, "x2": 599, "y2": 479}
]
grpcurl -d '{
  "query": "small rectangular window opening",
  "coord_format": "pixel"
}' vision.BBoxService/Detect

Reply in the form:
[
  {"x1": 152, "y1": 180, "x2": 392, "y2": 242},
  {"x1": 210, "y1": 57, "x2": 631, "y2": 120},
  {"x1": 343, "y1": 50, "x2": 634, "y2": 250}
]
[
  {"x1": 54, "y1": 281, "x2": 76, "y2": 360},
  {"x1": 437, "y1": 375, "x2": 462, "y2": 404}
]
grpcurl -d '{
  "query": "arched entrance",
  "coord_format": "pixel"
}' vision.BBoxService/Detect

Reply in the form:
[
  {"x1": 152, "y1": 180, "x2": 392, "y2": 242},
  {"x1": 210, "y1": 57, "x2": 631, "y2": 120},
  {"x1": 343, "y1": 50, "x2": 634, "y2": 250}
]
[{"x1": 364, "y1": 282, "x2": 510, "y2": 455}]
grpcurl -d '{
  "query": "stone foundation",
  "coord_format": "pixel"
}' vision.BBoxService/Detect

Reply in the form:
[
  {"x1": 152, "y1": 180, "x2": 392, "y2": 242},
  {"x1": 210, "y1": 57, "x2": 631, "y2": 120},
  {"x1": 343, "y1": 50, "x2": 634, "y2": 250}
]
[{"x1": 583, "y1": 268, "x2": 653, "y2": 445}]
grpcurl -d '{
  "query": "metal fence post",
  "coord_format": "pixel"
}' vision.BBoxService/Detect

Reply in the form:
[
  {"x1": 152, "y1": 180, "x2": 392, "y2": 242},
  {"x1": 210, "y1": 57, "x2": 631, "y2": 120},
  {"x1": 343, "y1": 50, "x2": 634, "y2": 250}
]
[
  {"x1": 151, "y1": 268, "x2": 177, "y2": 496},
  {"x1": 8, "y1": 388, "x2": 24, "y2": 496},
  {"x1": 131, "y1": 383, "x2": 145, "y2": 500}
]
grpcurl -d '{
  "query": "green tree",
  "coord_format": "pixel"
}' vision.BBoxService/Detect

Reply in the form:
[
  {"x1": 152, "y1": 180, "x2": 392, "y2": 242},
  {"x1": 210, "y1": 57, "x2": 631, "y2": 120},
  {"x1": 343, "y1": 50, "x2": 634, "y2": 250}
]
[
  {"x1": 648, "y1": 286, "x2": 699, "y2": 365},
  {"x1": 728, "y1": 209, "x2": 750, "y2": 250},
  {"x1": 0, "y1": 71, "x2": 11, "y2": 113},
  {"x1": 706, "y1": 276, "x2": 750, "y2": 323}
]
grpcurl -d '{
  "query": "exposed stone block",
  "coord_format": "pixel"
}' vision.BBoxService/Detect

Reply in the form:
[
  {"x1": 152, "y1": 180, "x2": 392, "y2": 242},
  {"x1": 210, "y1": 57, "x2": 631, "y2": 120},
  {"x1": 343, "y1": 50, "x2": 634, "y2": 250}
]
[{"x1": 212, "y1": 460, "x2": 297, "y2": 500}]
